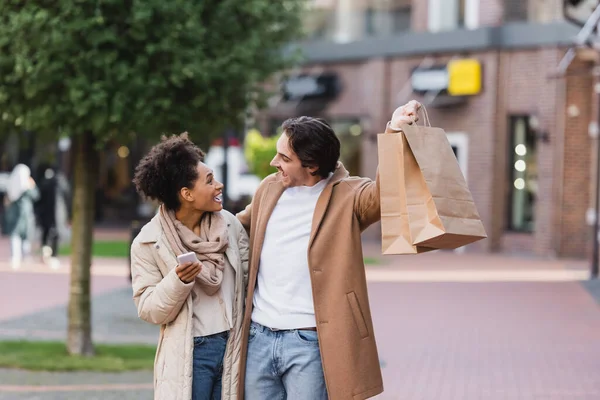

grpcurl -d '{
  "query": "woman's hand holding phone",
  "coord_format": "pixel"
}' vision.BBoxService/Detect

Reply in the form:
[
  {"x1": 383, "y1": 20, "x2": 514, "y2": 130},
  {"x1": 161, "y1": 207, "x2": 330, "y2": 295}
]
[{"x1": 176, "y1": 252, "x2": 202, "y2": 283}]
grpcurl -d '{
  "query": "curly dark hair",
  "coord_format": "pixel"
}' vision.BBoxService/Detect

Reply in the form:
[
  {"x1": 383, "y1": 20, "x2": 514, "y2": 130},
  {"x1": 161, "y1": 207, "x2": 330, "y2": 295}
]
[{"x1": 133, "y1": 132, "x2": 205, "y2": 211}]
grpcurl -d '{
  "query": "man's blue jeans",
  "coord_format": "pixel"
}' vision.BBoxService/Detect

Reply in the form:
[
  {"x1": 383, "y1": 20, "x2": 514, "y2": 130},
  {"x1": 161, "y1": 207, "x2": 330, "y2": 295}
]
[
  {"x1": 192, "y1": 331, "x2": 229, "y2": 400},
  {"x1": 244, "y1": 321, "x2": 328, "y2": 400}
]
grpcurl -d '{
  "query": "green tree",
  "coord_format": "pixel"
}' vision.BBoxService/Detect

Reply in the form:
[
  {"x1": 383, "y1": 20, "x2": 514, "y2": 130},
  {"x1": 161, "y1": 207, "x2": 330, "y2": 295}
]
[
  {"x1": 244, "y1": 128, "x2": 278, "y2": 179},
  {"x1": 0, "y1": 0, "x2": 303, "y2": 356}
]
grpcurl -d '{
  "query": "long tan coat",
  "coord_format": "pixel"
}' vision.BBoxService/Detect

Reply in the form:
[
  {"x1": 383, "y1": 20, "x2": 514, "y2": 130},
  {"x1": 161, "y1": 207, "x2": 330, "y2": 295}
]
[
  {"x1": 131, "y1": 210, "x2": 249, "y2": 400},
  {"x1": 236, "y1": 162, "x2": 383, "y2": 400}
]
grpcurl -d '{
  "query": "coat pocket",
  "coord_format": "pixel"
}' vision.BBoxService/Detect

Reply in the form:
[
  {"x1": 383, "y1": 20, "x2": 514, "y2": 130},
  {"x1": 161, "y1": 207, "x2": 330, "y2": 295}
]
[{"x1": 346, "y1": 292, "x2": 369, "y2": 339}]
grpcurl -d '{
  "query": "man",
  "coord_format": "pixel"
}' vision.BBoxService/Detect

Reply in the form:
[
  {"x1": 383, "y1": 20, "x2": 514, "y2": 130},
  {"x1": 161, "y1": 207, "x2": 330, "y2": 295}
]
[{"x1": 237, "y1": 101, "x2": 421, "y2": 399}]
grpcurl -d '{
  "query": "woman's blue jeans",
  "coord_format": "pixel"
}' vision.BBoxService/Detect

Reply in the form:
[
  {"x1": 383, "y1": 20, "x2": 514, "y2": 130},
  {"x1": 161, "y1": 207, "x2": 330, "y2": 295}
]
[{"x1": 192, "y1": 331, "x2": 229, "y2": 400}]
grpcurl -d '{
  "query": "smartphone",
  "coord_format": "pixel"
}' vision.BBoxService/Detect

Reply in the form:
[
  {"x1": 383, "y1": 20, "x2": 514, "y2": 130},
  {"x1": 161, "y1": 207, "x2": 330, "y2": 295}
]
[{"x1": 177, "y1": 251, "x2": 197, "y2": 265}]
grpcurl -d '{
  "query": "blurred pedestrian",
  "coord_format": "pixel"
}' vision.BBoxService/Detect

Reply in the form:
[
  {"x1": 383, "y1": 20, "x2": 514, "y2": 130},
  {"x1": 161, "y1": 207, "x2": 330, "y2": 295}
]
[
  {"x1": 131, "y1": 133, "x2": 249, "y2": 400},
  {"x1": 2, "y1": 164, "x2": 39, "y2": 269},
  {"x1": 36, "y1": 164, "x2": 70, "y2": 269}
]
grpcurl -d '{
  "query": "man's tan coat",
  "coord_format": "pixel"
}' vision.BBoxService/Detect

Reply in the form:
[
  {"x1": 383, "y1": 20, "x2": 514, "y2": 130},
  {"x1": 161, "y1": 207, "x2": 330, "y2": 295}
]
[{"x1": 237, "y1": 162, "x2": 383, "y2": 400}]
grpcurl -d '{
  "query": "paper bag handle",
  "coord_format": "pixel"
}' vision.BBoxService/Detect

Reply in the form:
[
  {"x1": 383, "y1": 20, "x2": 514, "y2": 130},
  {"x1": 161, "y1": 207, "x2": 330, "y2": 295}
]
[{"x1": 410, "y1": 102, "x2": 431, "y2": 127}]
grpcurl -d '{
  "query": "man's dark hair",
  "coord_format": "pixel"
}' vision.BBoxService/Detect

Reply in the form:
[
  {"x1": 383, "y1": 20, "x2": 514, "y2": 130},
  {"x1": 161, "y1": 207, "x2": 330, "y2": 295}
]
[
  {"x1": 281, "y1": 116, "x2": 340, "y2": 178},
  {"x1": 133, "y1": 132, "x2": 205, "y2": 211}
]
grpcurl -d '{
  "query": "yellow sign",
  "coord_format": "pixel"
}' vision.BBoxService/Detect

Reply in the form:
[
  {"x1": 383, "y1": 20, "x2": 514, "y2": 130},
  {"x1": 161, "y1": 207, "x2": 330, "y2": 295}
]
[{"x1": 447, "y1": 59, "x2": 482, "y2": 96}]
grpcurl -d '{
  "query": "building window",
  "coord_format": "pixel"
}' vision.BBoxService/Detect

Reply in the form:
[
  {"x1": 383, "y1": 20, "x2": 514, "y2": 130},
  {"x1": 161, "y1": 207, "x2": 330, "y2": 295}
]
[
  {"x1": 303, "y1": 4, "x2": 335, "y2": 40},
  {"x1": 506, "y1": 116, "x2": 537, "y2": 233},
  {"x1": 504, "y1": 0, "x2": 528, "y2": 22},
  {"x1": 365, "y1": 8, "x2": 375, "y2": 36},
  {"x1": 428, "y1": 0, "x2": 478, "y2": 32},
  {"x1": 458, "y1": 0, "x2": 466, "y2": 27},
  {"x1": 304, "y1": 0, "x2": 412, "y2": 42},
  {"x1": 365, "y1": 4, "x2": 411, "y2": 37},
  {"x1": 365, "y1": 0, "x2": 411, "y2": 37}
]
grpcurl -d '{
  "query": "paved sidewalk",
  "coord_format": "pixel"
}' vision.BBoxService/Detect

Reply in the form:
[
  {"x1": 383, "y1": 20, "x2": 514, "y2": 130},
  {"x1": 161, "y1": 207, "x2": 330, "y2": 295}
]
[
  {"x1": 0, "y1": 285, "x2": 158, "y2": 344},
  {"x1": 0, "y1": 369, "x2": 152, "y2": 400},
  {"x1": 371, "y1": 281, "x2": 600, "y2": 400},
  {"x1": 0, "y1": 239, "x2": 591, "y2": 282},
  {"x1": 582, "y1": 279, "x2": 600, "y2": 304},
  {"x1": 1, "y1": 239, "x2": 600, "y2": 399},
  {"x1": 362, "y1": 241, "x2": 591, "y2": 282},
  {"x1": 3, "y1": 280, "x2": 600, "y2": 399}
]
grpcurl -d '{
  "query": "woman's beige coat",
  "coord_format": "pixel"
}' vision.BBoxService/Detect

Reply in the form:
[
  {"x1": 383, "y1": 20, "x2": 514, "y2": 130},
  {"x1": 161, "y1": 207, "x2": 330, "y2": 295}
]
[{"x1": 131, "y1": 210, "x2": 249, "y2": 400}]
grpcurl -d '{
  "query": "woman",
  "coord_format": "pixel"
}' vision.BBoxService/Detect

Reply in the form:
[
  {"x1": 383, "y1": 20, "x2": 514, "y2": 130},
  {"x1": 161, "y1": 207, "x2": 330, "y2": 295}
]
[
  {"x1": 3, "y1": 164, "x2": 39, "y2": 270},
  {"x1": 131, "y1": 133, "x2": 248, "y2": 400}
]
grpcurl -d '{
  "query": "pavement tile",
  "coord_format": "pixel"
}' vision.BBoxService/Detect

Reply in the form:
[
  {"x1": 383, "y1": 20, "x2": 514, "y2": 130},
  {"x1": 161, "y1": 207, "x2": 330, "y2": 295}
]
[{"x1": 1, "y1": 242, "x2": 600, "y2": 399}]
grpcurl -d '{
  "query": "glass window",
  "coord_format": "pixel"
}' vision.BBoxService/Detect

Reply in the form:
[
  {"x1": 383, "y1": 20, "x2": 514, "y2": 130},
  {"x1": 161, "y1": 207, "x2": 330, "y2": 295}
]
[
  {"x1": 504, "y1": 0, "x2": 528, "y2": 22},
  {"x1": 303, "y1": 5, "x2": 335, "y2": 40},
  {"x1": 304, "y1": 0, "x2": 411, "y2": 42},
  {"x1": 392, "y1": 6, "x2": 412, "y2": 33},
  {"x1": 506, "y1": 116, "x2": 537, "y2": 232},
  {"x1": 365, "y1": 4, "x2": 411, "y2": 37},
  {"x1": 429, "y1": 0, "x2": 476, "y2": 32},
  {"x1": 365, "y1": 8, "x2": 376, "y2": 36},
  {"x1": 458, "y1": 0, "x2": 466, "y2": 27}
]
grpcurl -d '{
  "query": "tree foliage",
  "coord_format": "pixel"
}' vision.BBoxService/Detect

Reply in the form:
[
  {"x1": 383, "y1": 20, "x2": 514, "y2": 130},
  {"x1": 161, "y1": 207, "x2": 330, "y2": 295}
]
[
  {"x1": 244, "y1": 128, "x2": 277, "y2": 179},
  {"x1": 0, "y1": 0, "x2": 305, "y2": 355},
  {"x1": 0, "y1": 0, "x2": 304, "y2": 141}
]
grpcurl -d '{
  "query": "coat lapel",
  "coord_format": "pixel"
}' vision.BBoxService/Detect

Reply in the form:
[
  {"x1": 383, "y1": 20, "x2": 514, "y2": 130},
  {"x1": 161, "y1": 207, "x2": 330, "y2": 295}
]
[
  {"x1": 308, "y1": 184, "x2": 333, "y2": 249},
  {"x1": 309, "y1": 163, "x2": 349, "y2": 249},
  {"x1": 224, "y1": 220, "x2": 240, "y2": 275},
  {"x1": 253, "y1": 180, "x2": 285, "y2": 258}
]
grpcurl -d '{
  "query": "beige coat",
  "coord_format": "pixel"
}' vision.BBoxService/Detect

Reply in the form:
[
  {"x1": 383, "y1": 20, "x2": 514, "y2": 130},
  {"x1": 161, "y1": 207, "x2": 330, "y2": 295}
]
[
  {"x1": 237, "y1": 162, "x2": 383, "y2": 400},
  {"x1": 131, "y1": 210, "x2": 249, "y2": 400}
]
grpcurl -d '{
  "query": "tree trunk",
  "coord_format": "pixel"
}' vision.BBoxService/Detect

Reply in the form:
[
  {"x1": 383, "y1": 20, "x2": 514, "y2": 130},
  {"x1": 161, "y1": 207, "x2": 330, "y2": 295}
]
[{"x1": 67, "y1": 131, "x2": 97, "y2": 356}]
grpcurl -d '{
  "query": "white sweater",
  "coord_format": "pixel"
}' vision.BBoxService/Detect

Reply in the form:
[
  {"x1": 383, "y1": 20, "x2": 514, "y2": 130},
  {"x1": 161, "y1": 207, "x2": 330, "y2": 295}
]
[{"x1": 251, "y1": 177, "x2": 330, "y2": 329}]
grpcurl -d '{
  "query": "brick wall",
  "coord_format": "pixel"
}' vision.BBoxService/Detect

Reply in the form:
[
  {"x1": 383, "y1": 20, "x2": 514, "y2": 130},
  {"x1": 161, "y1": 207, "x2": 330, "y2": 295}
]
[
  {"x1": 412, "y1": 0, "x2": 505, "y2": 30},
  {"x1": 528, "y1": 0, "x2": 564, "y2": 23},
  {"x1": 559, "y1": 58, "x2": 594, "y2": 257},
  {"x1": 501, "y1": 233, "x2": 536, "y2": 254},
  {"x1": 266, "y1": 5, "x2": 590, "y2": 258},
  {"x1": 379, "y1": 47, "x2": 584, "y2": 257},
  {"x1": 386, "y1": 52, "x2": 499, "y2": 252},
  {"x1": 410, "y1": 0, "x2": 428, "y2": 31},
  {"x1": 480, "y1": 0, "x2": 505, "y2": 26},
  {"x1": 495, "y1": 48, "x2": 563, "y2": 256},
  {"x1": 410, "y1": 0, "x2": 565, "y2": 30}
]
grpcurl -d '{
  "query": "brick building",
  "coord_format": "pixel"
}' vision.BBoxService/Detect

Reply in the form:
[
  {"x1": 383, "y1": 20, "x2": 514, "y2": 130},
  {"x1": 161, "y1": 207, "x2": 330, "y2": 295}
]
[{"x1": 258, "y1": 0, "x2": 598, "y2": 258}]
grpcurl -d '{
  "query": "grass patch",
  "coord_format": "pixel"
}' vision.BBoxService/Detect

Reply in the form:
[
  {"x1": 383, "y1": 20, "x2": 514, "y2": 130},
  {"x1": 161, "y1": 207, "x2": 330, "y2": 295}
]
[
  {"x1": 59, "y1": 240, "x2": 129, "y2": 258},
  {"x1": 364, "y1": 257, "x2": 381, "y2": 265},
  {"x1": 0, "y1": 341, "x2": 156, "y2": 372}
]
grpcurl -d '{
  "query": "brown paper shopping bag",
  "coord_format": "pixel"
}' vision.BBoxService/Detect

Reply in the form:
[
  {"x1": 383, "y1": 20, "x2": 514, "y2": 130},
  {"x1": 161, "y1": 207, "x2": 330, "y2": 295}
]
[
  {"x1": 377, "y1": 118, "x2": 487, "y2": 255},
  {"x1": 378, "y1": 131, "x2": 434, "y2": 255}
]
